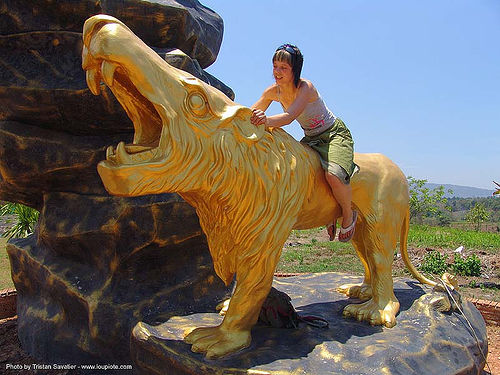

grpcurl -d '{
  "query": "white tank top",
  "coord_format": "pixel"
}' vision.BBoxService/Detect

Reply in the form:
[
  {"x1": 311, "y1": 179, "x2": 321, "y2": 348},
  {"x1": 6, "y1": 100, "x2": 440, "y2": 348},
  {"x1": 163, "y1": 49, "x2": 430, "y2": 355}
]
[{"x1": 278, "y1": 88, "x2": 336, "y2": 136}]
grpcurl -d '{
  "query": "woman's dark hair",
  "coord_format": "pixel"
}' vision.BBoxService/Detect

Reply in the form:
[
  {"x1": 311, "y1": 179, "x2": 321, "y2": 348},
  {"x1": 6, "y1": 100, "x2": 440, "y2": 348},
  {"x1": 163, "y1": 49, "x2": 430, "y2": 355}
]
[{"x1": 272, "y1": 44, "x2": 303, "y2": 87}]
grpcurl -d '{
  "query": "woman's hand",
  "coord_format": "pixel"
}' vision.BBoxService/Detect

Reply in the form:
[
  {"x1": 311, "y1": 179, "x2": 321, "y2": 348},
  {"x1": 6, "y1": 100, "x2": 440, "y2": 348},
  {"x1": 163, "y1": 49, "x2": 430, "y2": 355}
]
[{"x1": 250, "y1": 108, "x2": 267, "y2": 126}]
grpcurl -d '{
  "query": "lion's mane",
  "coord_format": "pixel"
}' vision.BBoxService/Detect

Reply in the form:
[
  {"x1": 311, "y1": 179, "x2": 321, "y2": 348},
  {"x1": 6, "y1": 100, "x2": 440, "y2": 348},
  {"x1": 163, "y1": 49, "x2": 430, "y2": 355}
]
[{"x1": 162, "y1": 101, "x2": 316, "y2": 284}]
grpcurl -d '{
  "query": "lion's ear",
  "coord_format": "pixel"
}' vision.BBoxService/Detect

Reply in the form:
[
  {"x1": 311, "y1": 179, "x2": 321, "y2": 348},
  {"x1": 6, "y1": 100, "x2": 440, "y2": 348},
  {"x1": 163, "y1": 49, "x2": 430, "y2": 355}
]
[{"x1": 220, "y1": 106, "x2": 265, "y2": 143}]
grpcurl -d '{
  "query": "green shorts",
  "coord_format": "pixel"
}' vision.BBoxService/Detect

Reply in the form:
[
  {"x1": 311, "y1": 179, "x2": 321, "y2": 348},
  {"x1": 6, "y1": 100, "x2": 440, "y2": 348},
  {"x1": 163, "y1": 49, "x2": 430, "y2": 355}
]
[{"x1": 301, "y1": 118, "x2": 357, "y2": 185}]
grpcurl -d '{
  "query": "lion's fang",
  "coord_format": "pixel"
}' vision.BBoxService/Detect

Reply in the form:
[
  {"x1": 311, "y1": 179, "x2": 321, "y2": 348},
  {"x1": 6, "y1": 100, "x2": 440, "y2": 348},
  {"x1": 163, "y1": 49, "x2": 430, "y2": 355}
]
[
  {"x1": 116, "y1": 141, "x2": 131, "y2": 164},
  {"x1": 86, "y1": 69, "x2": 101, "y2": 95},
  {"x1": 101, "y1": 60, "x2": 117, "y2": 87}
]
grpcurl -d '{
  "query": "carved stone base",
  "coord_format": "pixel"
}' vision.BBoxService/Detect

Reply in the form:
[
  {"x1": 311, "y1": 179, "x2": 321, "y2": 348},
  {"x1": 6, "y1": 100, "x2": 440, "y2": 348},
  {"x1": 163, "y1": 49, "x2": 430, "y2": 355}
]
[
  {"x1": 7, "y1": 193, "x2": 231, "y2": 365},
  {"x1": 131, "y1": 273, "x2": 487, "y2": 375}
]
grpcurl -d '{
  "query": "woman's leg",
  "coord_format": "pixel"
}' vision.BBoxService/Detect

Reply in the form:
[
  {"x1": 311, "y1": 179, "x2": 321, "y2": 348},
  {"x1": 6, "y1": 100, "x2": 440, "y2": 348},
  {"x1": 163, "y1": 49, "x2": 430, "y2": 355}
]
[{"x1": 324, "y1": 172, "x2": 353, "y2": 229}]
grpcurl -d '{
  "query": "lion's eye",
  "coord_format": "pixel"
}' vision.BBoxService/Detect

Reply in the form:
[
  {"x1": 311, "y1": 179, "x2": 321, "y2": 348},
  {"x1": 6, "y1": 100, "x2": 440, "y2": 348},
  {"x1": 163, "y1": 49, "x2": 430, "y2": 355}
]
[{"x1": 187, "y1": 92, "x2": 209, "y2": 117}]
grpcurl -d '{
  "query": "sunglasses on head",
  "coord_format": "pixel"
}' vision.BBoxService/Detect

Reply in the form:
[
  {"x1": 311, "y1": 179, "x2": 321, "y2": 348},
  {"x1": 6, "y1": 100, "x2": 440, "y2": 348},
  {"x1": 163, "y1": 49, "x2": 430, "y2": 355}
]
[{"x1": 276, "y1": 44, "x2": 296, "y2": 55}]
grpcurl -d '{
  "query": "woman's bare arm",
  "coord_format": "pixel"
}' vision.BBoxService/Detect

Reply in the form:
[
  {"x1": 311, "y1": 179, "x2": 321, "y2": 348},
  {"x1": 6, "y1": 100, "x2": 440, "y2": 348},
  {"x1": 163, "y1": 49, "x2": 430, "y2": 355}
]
[{"x1": 265, "y1": 81, "x2": 315, "y2": 128}]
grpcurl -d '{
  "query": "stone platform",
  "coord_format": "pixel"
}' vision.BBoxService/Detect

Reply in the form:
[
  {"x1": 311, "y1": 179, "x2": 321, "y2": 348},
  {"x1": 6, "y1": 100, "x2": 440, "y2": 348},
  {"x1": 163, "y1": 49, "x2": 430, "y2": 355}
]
[{"x1": 131, "y1": 273, "x2": 487, "y2": 375}]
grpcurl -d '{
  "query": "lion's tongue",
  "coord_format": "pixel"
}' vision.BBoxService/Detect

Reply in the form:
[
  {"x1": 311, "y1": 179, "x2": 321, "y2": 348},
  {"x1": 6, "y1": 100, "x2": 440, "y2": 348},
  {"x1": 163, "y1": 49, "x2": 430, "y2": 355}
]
[
  {"x1": 106, "y1": 142, "x2": 157, "y2": 165},
  {"x1": 125, "y1": 144, "x2": 154, "y2": 154}
]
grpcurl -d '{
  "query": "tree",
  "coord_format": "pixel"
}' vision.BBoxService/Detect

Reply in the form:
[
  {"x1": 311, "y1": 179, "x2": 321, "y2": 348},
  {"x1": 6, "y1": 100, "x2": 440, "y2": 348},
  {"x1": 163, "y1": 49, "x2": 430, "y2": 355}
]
[
  {"x1": 407, "y1": 176, "x2": 452, "y2": 224},
  {"x1": 465, "y1": 202, "x2": 490, "y2": 231}
]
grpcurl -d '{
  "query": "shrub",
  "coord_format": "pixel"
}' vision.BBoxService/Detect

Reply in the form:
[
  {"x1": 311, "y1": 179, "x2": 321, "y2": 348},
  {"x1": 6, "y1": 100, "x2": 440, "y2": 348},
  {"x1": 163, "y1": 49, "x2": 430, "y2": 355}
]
[
  {"x1": 451, "y1": 253, "x2": 481, "y2": 276},
  {"x1": 0, "y1": 202, "x2": 39, "y2": 239},
  {"x1": 420, "y1": 250, "x2": 448, "y2": 275},
  {"x1": 436, "y1": 211, "x2": 452, "y2": 226}
]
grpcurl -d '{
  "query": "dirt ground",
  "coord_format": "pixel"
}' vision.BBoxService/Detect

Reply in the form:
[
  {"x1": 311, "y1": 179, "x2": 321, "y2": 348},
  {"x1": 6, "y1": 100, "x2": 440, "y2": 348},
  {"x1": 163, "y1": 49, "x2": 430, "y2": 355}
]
[
  {"x1": 487, "y1": 325, "x2": 500, "y2": 375},
  {"x1": 0, "y1": 317, "x2": 80, "y2": 375}
]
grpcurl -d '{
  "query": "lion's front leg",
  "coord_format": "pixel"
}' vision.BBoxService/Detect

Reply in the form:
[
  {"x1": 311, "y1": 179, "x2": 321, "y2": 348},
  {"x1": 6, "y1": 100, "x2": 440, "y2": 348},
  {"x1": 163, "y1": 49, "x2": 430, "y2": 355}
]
[
  {"x1": 185, "y1": 238, "x2": 285, "y2": 358},
  {"x1": 336, "y1": 282, "x2": 372, "y2": 301},
  {"x1": 185, "y1": 268, "x2": 274, "y2": 358},
  {"x1": 184, "y1": 325, "x2": 251, "y2": 359}
]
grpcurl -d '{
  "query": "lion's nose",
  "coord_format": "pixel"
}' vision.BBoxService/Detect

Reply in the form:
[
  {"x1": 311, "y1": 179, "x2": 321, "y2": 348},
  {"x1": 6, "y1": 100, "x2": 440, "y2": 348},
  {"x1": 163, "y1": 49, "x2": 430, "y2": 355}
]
[{"x1": 81, "y1": 44, "x2": 102, "y2": 72}]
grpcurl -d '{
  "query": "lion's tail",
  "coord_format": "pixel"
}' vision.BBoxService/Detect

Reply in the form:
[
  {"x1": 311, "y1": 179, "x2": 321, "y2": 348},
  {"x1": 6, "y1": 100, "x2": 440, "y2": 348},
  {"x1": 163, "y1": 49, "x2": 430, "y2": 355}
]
[{"x1": 400, "y1": 207, "x2": 437, "y2": 287}]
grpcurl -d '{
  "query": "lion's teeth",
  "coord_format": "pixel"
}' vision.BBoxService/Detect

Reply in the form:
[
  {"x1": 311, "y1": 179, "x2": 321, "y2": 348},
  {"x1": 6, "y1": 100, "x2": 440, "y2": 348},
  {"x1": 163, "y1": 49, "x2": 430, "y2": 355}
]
[
  {"x1": 106, "y1": 145, "x2": 115, "y2": 159},
  {"x1": 86, "y1": 69, "x2": 101, "y2": 95},
  {"x1": 116, "y1": 141, "x2": 131, "y2": 164},
  {"x1": 101, "y1": 60, "x2": 117, "y2": 87}
]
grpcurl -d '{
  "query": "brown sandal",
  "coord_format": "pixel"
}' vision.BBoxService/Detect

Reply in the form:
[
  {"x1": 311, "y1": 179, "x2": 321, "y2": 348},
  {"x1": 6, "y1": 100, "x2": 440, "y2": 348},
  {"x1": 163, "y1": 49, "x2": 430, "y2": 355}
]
[
  {"x1": 338, "y1": 210, "x2": 358, "y2": 242},
  {"x1": 326, "y1": 221, "x2": 336, "y2": 241}
]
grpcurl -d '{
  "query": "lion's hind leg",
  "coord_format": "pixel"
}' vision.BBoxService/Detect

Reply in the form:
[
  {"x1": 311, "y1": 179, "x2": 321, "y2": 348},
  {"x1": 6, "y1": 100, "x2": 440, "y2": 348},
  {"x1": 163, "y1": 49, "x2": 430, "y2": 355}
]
[
  {"x1": 343, "y1": 298, "x2": 400, "y2": 327},
  {"x1": 336, "y1": 218, "x2": 372, "y2": 301},
  {"x1": 341, "y1": 219, "x2": 400, "y2": 328}
]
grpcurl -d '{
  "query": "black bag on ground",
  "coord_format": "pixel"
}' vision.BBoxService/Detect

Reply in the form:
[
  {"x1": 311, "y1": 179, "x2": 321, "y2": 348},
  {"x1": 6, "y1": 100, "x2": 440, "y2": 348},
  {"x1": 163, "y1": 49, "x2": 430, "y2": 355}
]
[
  {"x1": 258, "y1": 287, "x2": 329, "y2": 329},
  {"x1": 258, "y1": 287, "x2": 299, "y2": 328}
]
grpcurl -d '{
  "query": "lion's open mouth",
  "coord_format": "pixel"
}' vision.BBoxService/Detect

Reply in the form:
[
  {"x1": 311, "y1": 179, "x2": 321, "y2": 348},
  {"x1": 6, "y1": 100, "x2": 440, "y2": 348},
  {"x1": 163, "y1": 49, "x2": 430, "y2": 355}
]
[
  {"x1": 82, "y1": 33, "x2": 166, "y2": 167},
  {"x1": 87, "y1": 62, "x2": 164, "y2": 166}
]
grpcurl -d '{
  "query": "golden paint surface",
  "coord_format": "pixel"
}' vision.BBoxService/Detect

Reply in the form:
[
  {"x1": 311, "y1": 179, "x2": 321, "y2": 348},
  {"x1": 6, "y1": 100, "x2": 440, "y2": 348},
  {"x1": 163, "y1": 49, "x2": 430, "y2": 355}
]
[{"x1": 82, "y1": 15, "x2": 435, "y2": 359}]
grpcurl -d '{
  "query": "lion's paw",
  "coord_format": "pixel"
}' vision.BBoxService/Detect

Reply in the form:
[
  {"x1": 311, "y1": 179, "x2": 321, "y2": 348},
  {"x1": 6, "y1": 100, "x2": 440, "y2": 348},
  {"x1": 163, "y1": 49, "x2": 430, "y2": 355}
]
[
  {"x1": 184, "y1": 325, "x2": 251, "y2": 359},
  {"x1": 343, "y1": 298, "x2": 400, "y2": 328},
  {"x1": 336, "y1": 283, "x2": 372, "y2": 301}
]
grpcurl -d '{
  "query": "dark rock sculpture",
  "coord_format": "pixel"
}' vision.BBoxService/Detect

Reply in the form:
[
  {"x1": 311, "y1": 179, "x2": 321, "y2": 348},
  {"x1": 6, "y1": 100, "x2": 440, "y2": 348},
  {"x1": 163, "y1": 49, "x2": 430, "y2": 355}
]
[
  {"x1": 1, "y1": 0, "x2": 231, "y2": 365},
  {"x1": 8, "y1": 193, "x2": 229, "y2": 364},
  {"x1": 1, "y1": 0, "x2": 223, "y2": 68}
]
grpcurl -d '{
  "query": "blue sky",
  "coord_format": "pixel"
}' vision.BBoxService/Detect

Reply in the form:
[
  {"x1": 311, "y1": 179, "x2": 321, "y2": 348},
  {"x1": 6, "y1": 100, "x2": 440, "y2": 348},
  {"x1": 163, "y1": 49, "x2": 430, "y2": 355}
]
[{"x1": 203, "y1": 1, "x2": 499, "y2": 190}]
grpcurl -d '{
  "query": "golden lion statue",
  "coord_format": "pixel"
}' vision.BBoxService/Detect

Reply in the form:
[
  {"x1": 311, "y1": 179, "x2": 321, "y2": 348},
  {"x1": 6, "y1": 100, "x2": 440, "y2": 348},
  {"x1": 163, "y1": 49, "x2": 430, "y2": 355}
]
[{"x1": 82, "y1": 15, "x2": 435, "y2": 359}]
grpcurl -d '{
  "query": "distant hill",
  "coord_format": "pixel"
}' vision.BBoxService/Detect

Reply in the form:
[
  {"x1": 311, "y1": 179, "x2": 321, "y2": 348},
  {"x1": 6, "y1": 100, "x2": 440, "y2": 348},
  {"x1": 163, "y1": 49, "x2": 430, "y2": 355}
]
[{"x1": 426, "y1": 183, "x2": 495, "y2": 198}]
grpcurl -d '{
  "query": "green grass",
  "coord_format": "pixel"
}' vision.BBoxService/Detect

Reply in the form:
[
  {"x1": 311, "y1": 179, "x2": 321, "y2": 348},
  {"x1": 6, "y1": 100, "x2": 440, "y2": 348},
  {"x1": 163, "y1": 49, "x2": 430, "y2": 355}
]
[
  {"x1": 0, "y1": 238, "x2": 14, "y2": 290},
  {"x1": 408, "y1": 224, "x2": 500, "y2": 252},
  {"x1": 288, "y1": 227, "x2": 325, "y2": 238},
  {"x1": 277, "y1": 240, "x2": 364, "y2": 274},
  {"x1": 277, "y1": 225, "x2": 499, "y2": 275},
  {"x1": 1, "y1": 223, "x2": 498, "y2": 295}
]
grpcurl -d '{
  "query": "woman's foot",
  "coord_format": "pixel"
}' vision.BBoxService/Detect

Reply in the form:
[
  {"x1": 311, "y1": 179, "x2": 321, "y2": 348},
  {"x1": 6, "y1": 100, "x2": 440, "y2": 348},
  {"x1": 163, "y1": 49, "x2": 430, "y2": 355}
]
[{"x1": 338, "y1": 210, "x2": 358, "y2": 242}]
